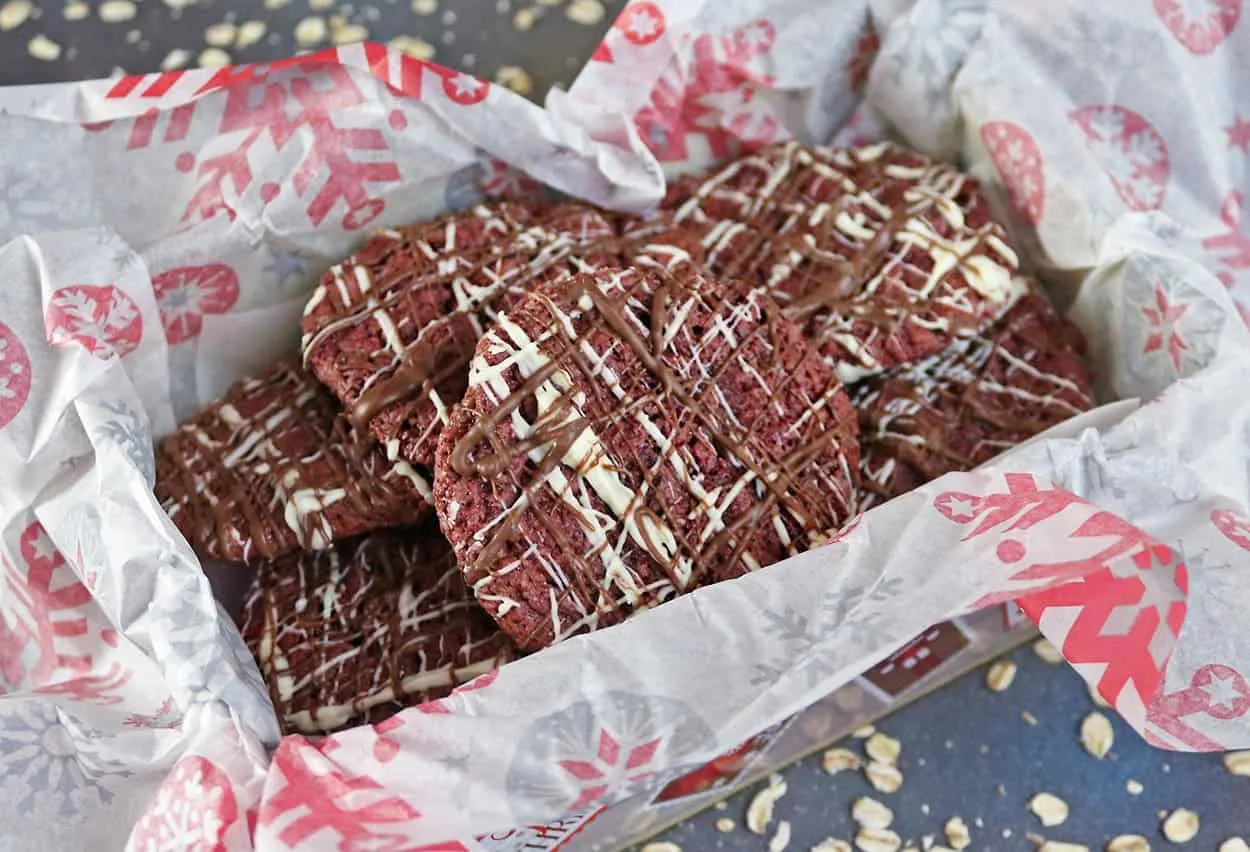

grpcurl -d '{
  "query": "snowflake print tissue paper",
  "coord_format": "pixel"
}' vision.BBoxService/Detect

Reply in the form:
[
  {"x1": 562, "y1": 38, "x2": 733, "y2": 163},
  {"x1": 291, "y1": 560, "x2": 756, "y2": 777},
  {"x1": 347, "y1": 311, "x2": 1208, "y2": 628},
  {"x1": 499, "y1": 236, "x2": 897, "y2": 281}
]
[{"x1": 4, "y1": 0, "x2": 1250, "y2": 848}]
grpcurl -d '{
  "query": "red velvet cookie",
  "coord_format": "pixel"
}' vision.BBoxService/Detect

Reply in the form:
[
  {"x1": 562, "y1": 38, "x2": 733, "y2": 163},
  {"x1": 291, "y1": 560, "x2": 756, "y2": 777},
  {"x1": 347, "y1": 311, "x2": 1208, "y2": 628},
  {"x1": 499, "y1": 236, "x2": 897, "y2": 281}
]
[
  {"x1": 852, "y1": 286, "x2": 1094, "y2": 510},
  {"x1": 435, "y1": 259, "x2": 860, "y2": 651},
  {"x1": 301, "y1": 201, "x2": 620, "y2": 471},
  {"x1": 155, "y1": 359, "x2": 431, "y2": 563},
  {"x1": 239, "y1": 526, "x2": 513, "y2": 733},
  {"x1": 650, "y1": 141, "x2": 1025, "y2": 383}
]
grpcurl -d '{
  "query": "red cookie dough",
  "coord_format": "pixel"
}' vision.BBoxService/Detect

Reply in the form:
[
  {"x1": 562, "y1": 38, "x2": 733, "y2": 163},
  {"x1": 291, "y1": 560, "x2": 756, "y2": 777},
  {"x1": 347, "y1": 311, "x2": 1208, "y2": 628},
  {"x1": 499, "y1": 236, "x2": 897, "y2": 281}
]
[
  {"x1": 649, "y1": 141, "x2": 1025, "y2": 383},
  {"x1": 301, "y1": 201, "x2": 621, "y2": 470},
  {"x1": 852, "y1": 286, "x2": 1094, "y2": 509},
  {"x1": 154, "y1": 359, "x2": 431, "y2": 563},
  {"x1": 239, "y1": 526, "x2": 514, "y2": 733},
  {"x1": 435, "y1": 257, "x2": 860, "y2": 651}
]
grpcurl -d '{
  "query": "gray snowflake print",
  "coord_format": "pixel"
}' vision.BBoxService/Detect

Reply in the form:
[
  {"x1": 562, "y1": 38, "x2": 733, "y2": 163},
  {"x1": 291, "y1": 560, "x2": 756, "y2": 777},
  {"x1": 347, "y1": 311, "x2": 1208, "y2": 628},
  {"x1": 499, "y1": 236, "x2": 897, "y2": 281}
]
[
  {"x1": 0, "y1": 702, "x2": 131, "y2": 815},
  {"x1": 882, "y1": 0, "x2": 988, "y2": 103},
  {"x1": 0, "y1": 115, "x2": 100, "y2": 242},
  {"x1": 93, "y1": 399, "x2": 155, "y2": 484}
]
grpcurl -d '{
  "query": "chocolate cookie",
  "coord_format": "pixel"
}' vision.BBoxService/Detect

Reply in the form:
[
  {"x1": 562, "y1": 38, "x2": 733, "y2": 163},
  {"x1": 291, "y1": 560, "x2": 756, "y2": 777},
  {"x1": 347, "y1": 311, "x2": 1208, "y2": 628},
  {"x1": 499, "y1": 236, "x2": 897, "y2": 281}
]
[
  {"x1": 435, "y1": 258, "x2": 860, "y2": 651},
  {"x1": 301, "y1": 201, "x2": 621, "y2": 471},
  {"x1": 852, "y1": 286, "x2": 1094, "y2": 510},
  {"x1": 155, "y1": 359, "x2": 431, "y2": 563},
  {"x1": 239, "y1": 526, "x2": 513, "y2": 733},
  {"x1": 647, "y1": 141, "x2": 1026, "y2": 383}
]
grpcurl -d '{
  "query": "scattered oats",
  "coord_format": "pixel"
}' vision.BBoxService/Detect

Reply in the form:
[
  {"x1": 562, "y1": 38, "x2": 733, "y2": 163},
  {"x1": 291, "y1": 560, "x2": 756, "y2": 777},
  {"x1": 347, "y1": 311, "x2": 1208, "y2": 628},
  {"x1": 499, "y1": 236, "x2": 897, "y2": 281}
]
[
  {"x1": 822, "y1": 748, "x2": 862, "y2": 775},
  {"x1": 1219, "y1": 839, "x2": 1250, "y2": 852},
  {"x1": 714, "y1": 801, "x2": 728, "y2": 811},
  {"x1": 27, "y1": 34, "x2": 61, "y2": 60},
  {"x1": 1027, "y1": 833, "x2": 1048, "y2": 846},
  {"x1": 917, "y1": 758, "x2": 926, "y2": 767},
  {"x1": 162, "y1": 0, "x2": 197, "y2": 9},
  {"x1": 161, "y1": 47, "x2": 190, "y2": 69},
  {"x1": 1080, "y1": 713, "x2": 1114, "y2": 759},
  {"x1": 1126, "y1": 779, "x2": 1144, "y2": 796},
  {"x1": 512, "y1": 6, "x2": 535, "y2": 30},
  {"x1": 854, "y1": 725, "x2": 877, "y2": 739},
  {"x1": 921, "y1": 836, "x2": 934, "y2": 850},
  {"x1": 124, "y1": 26, "x2": 141, "y2": 43},
  {"x1": 412, "y1": 0, "x2": 436, "y2": 11},
  {"x1": 236, "y1": 20, "x2": 266, "y2": 47},
  {"x1": 0, "y1": 0, "x2": 32, "y2": 31},
  {"x1": 1039, "y1": 843, "x2": 1089, "y2": 852},
  {"x1": 771, "y1": 821, "x2": 792, "y2": 852},
  {"x1": 63, "y1": 2, "x2": 89, "y2": 19},
  {"x1": 536, "y1": 0, "x2": 560, "y2": 5},
  {"x1": 1162, "y1": 763, "x2": 1171, "y2": 774},
  {"x1": 390, "y1": 35, "x2": 434, "y2": 58},
  {"x1": 812, "y1": 841, "x2": 852, "y2": 852},
  {"x1": 996, "y1": 784, "x2": 1007, "y2": 797},
  {"x1": 920, "y1": 804, "x2": 930, "y2": 816},
  {"x1": 1106, "y1": 835, "x2": 1150, "y2": 852},
  {"x1": 99, "y1": 0, "x2": 136, "y2": 22},
  {"x1": 494, "y1": 0, "x2": 508, "y2": 11},
  {"x1": 1003, "y1": 829, "x2": 1014, "y2": 839},
  {"x1": 1161, "y1": 809, "x2": 1199, "y2": 844},
  {"x1": 330, "y1": 18, "x2": 368, "y2": 44},
  {"x1": 1089, "y1": 683, "x2": 1111, "y2": 708},
  {"x1": 715, "y1": 818, "x2": 735, "y2": 833},
  {"x1": 440, "y1": 7, "x2": 454, "y2": 24},
  {"x1": 986, "y1": 659, "x2": 1017, "y2": 692},
  {"x1": 1225, "y1": 751, "x2": 1250, "y2": 776},
  {"x1": 494, "y1": 65, "x2": 532, "y2": 96},
  {"x1": 294, "y1": 15, "x2": 327, "y2": 46},
  {"x1": 746, "y1": 775, "x2": 787, "y2": 835},
  {"x1": 198, "y1": 47, "x2": 231, "y2": 67},
  {"x1": 852, "y1": 797, "x2": 894, "y2": 830},
  {"x1": 1028, "y1": 792, "x2": 1069, "y2": 827},
  {"x1": 944, "y1": 817, "x2": 970, "y2": 850},
  {"x1": 974, "y1": 818, "x2": 984, "y2": 829},
  {"x1": 204, "y1": 21, "x2": 237, "y2": 46},
  {"x1": 565, "y1": 0, "x2": 604, "y2": 25},
  {"x1": 855, "y1": 828, "x2": 902, "y2": 852},
  {"x1": 440, "y1": 30, "x2": 454, "y2": 44},
  {"x1": 640, "y1": 843, "x2": 681, "y2": 852},
  {"x1": 865, "y1": 761, "x2": 903, "y2": 794},
  {"x1": 1022, "y1": 711, "x2": 1039, "y2": 726},
  {"x1": 309, "y1": 0, "x2": 334, "y2": 9},
  {"x1": 943, "y1": 739, "x2": 954, "y2": 750},
  {"x1": 263, "y1": 0, "x2": 291, "y2": 9},
  {"x1": 1033, "y1": 638, "x2": 1064, "y2": 664},
  {"x1": 979, "y1": 745, "x2": 990, "y2": 755},
  {"x1": 866, "y1": 733, "x2": 901, "y2": 765}
]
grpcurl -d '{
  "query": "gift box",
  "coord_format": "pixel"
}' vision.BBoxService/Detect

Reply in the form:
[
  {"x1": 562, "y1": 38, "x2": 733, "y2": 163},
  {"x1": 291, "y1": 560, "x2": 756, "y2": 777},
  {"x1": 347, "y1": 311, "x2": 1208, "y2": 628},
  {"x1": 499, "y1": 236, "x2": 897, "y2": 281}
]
[{"x1": 1, "y1": 1, "x2": 1248, "y2": 849}]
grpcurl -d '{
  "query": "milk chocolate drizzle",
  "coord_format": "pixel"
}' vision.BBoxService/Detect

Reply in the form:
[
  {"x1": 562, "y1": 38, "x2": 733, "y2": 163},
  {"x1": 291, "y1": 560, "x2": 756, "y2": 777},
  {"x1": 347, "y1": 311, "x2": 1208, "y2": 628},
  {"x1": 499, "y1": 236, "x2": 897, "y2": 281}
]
[
  {"x1": 239, "y1": 525, "x2": 513, "y2": 734},
  {"x1": 447, "y1": 256, "x2": 859, "y2": 650},
  {"x1": 653, "y1": 141, "x2": 1023, "y2": 380},
  {"x1": 155, "y1": 360, "x2": 432, "y2": 563},
  {"x1": 851, "y1": 286, "x2": 1094, "y2": 510}
]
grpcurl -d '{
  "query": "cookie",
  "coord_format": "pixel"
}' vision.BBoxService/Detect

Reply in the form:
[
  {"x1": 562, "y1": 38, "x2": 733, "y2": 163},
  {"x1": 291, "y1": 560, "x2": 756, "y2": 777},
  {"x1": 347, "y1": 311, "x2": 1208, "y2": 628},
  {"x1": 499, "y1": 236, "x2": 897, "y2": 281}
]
[
  {"x1": 155, "y1": 359, "x2": 431, "y2": 563},
  {"x1": 435, "y1": 258, "x2": 860, "y2": 651},
  {"x1": 239, "y1": 526, "x2": 513, "y2": 733},
  {"x1": 648, "y1": 141, "x2": 1026, "y2": 383},
  {"x1": 301, "y1": 201, "x2": 621, "y2": 471},
  {"x1": 852, "y1": 286, "x2": 1094, "y2": 510}
]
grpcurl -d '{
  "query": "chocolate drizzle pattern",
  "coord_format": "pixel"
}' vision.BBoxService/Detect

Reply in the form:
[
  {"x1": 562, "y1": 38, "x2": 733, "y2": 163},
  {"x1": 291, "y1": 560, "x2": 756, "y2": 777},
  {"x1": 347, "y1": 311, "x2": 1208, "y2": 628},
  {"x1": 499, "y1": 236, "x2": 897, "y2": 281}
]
[
  {"x1": 239, "y1": 526, "x2": 513, "y2": 734},
  {"x1": 852, "y1": 286, "x2": 1094, "y2": 510},
  {"x1": 301, "y1": 201, "x2": 622, "y2": 470},
  {"x1": 435, "y1": 251, "x2": 860, "y2": 651},
  {"x1": 155, "y1": 359, "x2": 432, "y2": 563},
  {"x1": 650, "y1": 141, "x2": 1027, "y2": 384}
]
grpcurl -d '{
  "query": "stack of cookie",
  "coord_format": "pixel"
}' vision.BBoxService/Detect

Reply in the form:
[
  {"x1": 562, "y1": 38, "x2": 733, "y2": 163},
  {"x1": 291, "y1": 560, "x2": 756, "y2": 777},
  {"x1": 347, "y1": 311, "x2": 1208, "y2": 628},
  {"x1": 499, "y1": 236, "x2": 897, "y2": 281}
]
[{"x1": 154, "y1": 141, "x2": 1093, "y2": 734}]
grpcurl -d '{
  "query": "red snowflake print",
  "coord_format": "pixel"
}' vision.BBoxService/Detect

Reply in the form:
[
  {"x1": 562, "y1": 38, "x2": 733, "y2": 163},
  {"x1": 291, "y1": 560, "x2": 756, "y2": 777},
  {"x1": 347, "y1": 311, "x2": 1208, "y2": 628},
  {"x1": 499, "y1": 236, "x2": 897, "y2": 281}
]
[
  {"x1": 1211, "y1": 507, "x2": 1250, "y2": 550},
  {"x1": 1202, "y1": 192, "x2": 1250, "y2": 272},
  {"x1": 0, "y1": 613, "x2": 28, "y2": 689},
  {"x1": 479, "y1": 159, "x2": 543, "y2": 201},
  {"x1": 1070, "y1": 105, "x2": 1170, "y2": 211},
  {"x1": 130, "y1": 755, "x2": 239, "y2": 851},
  {"x1": 0, "y1": 322, "x2": 31, "y2": 431},
  {"x1": 634, "y1": 19, "x2": 781, "y2": 162},
  {"x1": 933, "y1": 492, "x2": 983, "y2": 524},
  {"x1": 558, "y1": 728, "x2": 663, "y2": 810},
  {"x1": 1141, "y1": 283, "x2": 1190, "y2": 371},
  {"x1": 185, "y1": 65, "x2": 402, "y2": 231},
  {"x1": 594, "y1": 1, "x2": 666, "y2": 61},
  {"x1": 1148, "y1": 663, "x2": 1249, "y2": 750},
  {"x1": 151, "y1": 264, "x2": 240, "y2": 345},
  {"x1": 258, "y1": 738, "x2": 421, "y2": 849},
  {"x1": 845, "y1": 24, "x2": 880, "y2": 94},
  {"x1": 1154, "y1": 0, "x2": 1241, "y2": 55},
  {"x1": 124, "y1": 695, "x2": 183, "y2": 730},
  {"x1": 45, "y1": 285, "x2": 143, "y2": 359},
  {"x1": 980, "y1": 121, "x2": 1045, "y2": 224},
  {"x1": 1227, "y1": 114, "x2": 1250, "y2": 153}
]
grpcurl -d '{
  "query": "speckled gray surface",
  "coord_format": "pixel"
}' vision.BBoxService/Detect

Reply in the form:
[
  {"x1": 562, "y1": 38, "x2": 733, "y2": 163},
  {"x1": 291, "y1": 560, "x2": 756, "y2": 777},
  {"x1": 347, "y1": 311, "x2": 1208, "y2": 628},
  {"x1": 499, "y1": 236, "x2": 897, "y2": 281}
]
[{"x1": 0, "y1": 3, "x2": 1246, "y2": 849}]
